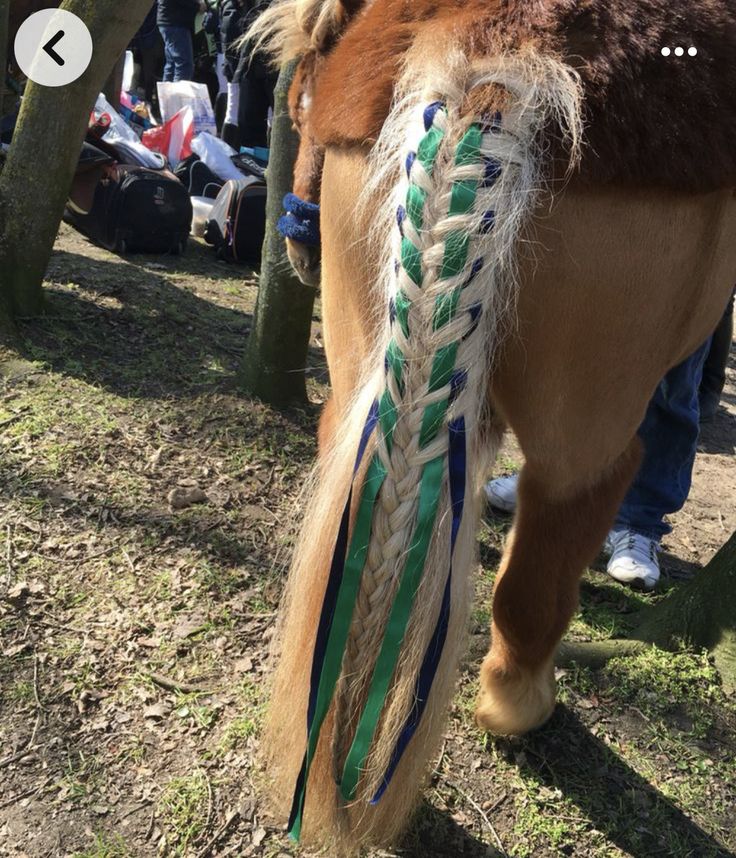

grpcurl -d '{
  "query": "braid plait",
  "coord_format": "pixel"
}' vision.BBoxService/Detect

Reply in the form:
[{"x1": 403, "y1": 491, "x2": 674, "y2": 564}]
[{"x1": 334, "y1": 94, "x2": 534, "y2": 799}]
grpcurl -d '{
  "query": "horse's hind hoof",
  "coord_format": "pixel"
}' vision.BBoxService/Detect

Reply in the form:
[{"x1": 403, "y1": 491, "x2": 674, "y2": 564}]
[{"x1": 475, "y1": 656, "x2": 557, "y2": 736}]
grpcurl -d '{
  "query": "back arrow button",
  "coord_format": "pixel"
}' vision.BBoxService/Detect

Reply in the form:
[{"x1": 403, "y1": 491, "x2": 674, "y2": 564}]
[{"x1": 42, "y1": 30, "x2": 65, "y2": 66}]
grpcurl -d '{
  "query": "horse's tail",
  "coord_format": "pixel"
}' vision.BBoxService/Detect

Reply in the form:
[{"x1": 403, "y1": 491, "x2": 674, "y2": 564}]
[{"x1": 264, "y1": 46, "x2": 582, "y2": 853}]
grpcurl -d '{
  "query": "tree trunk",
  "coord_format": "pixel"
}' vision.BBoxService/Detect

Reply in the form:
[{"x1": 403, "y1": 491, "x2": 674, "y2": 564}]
[
  {"x1": 238, "y1": 60, "x2": 317, "y2": 406},
  {"x1": 0, "y1": 0, "x2": 153, "y2": 320},
  {"x1": 0, "y1": 0, "x2": 9, "y2": 116},
  {"x1": 558, "y1": 531, "x2": 736, "y2": 691},
  {"x1": 635, "y1": 529, "x2": 736, "y2": 690}
]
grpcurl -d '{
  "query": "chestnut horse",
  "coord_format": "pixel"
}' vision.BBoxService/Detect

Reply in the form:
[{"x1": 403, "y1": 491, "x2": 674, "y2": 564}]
[{"x1": 252, "y1": 0, "x2": 736, "y2": 851}]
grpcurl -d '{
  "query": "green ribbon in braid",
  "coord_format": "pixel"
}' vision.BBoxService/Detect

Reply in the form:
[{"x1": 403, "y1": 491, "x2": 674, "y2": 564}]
[
  {"x1": 288, "y1": 108, "x2": 484, "y2": 839},
  {"x1": 340, "y1": 119, "x2": 484, "y2": 802}
]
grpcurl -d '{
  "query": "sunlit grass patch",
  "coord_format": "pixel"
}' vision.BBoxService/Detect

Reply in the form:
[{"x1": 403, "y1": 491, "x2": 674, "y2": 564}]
[
  {"x1": 72, "y1": 833, "x2": 131, "y2": 858},
  {"x1": 605, "y1": 646, "x2": 724, "y2": 734},
  {"x1": 158, "y1": 769, "x2": 211, "y2": 855}
]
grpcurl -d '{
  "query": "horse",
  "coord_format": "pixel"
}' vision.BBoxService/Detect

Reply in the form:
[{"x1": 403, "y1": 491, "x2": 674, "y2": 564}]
[{"x1": 250, "y1": 0, "x2": 736, "y2": 851}]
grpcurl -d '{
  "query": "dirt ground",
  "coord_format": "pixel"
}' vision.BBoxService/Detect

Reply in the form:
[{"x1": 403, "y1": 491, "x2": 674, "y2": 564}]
[{"x1": 1, "y1": 226, "x2": 734, "y2": 858}]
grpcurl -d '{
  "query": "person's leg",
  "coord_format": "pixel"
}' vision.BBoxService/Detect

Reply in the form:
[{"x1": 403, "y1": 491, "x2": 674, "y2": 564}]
[
  {"x1": 614, "y1": 336, "x2": 711, "y2": 540},
  {"x1": 699, "y1": 290, "x2": 734, "y2": 420},
  {"x1": 172, "y1": 27, "x2": 194, "y2": 82},
  {"x1": 159, "y1": 27, "x2": 175, "y2": 82},
  {"x1": 237, "y1": 64, "x2": 271, "y2": 148}
]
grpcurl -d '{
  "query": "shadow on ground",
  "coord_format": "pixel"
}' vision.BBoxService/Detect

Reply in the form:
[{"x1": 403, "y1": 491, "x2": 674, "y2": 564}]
[
  {"x1": 14, "y1": 245, "x2": 328, "y2": 399},
  {"x1": 400, "y1": 803, "x2": 504, "y2": 857},
  {"x1": 507, "y1": 707, "x2": 734, "y2": 858}
]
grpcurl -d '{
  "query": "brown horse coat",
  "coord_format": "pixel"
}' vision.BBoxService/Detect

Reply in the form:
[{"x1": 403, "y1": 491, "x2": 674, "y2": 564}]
[{"x1": 308, "y1": 0, "x2": 736, "y2": 191}]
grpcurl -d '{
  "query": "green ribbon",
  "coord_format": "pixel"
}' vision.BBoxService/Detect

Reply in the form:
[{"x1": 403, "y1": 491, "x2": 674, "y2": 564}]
[
  {"x1": 337, "y1": 121, "x2": 483, "y2": 802},
  {"x1": 288, "y1": 111, "x2": 485, "y2": 836},
  {"x1": 288, "y1": 452, "x2": 388, "y2": 839}
]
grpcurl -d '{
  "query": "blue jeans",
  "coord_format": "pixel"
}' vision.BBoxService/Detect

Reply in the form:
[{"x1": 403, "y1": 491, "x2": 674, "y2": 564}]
[
  {"x1": 160, "y1": 26, "x2": 194, "y2": 82},
  {"x1": 615, "y1": 338, "x2": 711, "y2": 539}
]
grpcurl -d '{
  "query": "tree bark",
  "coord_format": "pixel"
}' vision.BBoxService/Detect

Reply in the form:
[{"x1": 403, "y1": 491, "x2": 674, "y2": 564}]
[
  {"x1": 558, "y1": 531, "x2": 736, "y2": 690},
  {"x1": 635, "y1": 529, "x2": 736, "y2": 690},
  {"x1": 0, "y1": 0, "x2": 153, "y2": 321},
  {"x1": 238, "y1": 60, "x2": 317, "y2": 406},
  {"x1": 0, "y1": 0, "x2": 9, "y2": 116}
]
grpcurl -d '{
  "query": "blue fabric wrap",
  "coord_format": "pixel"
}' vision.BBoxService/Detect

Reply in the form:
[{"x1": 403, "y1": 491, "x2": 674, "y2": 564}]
[
  {"x1": 278, "y1": 193, "x2": 321, "y2": 247},
  {"x1": 287, "y1": 400, "x2": 380, "y2": 832},
  {"x1": 371, "y1": 415, "x2": 467, "y2": 803}
]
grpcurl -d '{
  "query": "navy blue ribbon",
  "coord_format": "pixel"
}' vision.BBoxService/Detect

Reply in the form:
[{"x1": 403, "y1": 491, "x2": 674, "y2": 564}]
[
  {"x1": 371, "y1": 416, "x2": 467, "y2": 802},
  {"x1": 287, "y1": 400, "x2": 380, "y2": 832},
  {"x1": 278, "y1": 193, "x2": 321, "y2": 247}
]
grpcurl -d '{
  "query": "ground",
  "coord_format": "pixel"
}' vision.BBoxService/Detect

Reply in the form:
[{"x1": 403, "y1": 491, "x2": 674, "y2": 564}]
[{"x1": 1, "y1": 225, "x2": 734, "y2": 858}]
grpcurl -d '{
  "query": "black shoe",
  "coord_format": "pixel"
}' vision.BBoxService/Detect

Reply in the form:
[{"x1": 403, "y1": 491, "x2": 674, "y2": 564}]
[{"x1": 221, "y1": 122, "x2": 240, "y2": 151}]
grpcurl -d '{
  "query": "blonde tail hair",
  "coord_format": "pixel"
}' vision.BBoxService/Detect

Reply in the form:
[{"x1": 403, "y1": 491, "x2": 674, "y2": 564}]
[
  {"x1": 241, "y1": 0, "x2": 350, "y2": 64},
  {"x1": 264, "y1": 44, "x2": 582, "y2": 854}
]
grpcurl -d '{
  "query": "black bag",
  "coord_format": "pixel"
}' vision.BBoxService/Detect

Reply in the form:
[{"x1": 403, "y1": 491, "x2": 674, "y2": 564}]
[
  {"x1": 204, "y1": 176, "x2": 267, "y2": 266},
  {"x1": 64, "y1": 165, "x2": 193, "y2": 254},
  {"x1": 231, "y1": 152, "x2": 266, "y2": 180},
  {"x1": 174, "y1": 154, "x2": 225, "y2": 199}
]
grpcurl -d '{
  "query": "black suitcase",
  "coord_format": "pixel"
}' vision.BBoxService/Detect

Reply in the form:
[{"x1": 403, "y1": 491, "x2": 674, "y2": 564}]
[
  {"x1": 174, "y1": 154, "x2": 225, "y2": 199},
  {"x1": 204, "y1": 176, "x2": 267, "y2": 266},
  {"x1": 64, "y1": 165, "x2": 193, "y2": 254}
]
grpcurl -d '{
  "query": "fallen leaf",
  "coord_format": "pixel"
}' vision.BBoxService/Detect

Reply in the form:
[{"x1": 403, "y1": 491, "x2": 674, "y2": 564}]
[
  {"x1": 252, "y1": 826, "x2": 267, "y2": 847},
  {"x1": 173, "y1": 615, "x2": 207, "y2": 639},
  {"x1": 143, "y1": 703, "x2": 168, "y2": 720}
]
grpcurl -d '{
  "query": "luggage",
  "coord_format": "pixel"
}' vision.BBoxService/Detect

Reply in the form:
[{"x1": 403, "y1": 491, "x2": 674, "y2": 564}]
[
  {"x1": 231, "y1": 152, "x2": 266, "y2": 180},
  {"x1": 204, "y1": 176, "x2": 267, "y2": 266},
  {"x1": 64, "y1": 164, "x2": 192, "y2": 254},
  {"x1": 174, "y1": 153, "x2": 224, "y2": 199}
]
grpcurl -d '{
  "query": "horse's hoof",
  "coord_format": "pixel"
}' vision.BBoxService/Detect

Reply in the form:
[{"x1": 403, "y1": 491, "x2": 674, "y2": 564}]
[{"x1": 475, "y1": 657, "x2": 556, "y2": 736}]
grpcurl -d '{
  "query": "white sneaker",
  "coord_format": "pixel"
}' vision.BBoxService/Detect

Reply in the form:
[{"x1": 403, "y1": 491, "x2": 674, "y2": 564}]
[
  {"x1": 606, "y1": 528, "x2": 660, "y2": 591},
  {"x1": 484, "y1": 473, "x2": 519, "y2": 513}
]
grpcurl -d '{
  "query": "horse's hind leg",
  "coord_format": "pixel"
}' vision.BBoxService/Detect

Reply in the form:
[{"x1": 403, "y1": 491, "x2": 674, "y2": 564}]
[
  {"x1": 476, "y1": 440, "x2": 641, "y2": 734},
  {"x1": 474, "y1": 183, "x2": 736, "y2": 735}
]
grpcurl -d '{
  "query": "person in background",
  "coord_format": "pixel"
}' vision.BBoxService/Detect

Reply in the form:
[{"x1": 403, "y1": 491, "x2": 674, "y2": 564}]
[
  {"x1": 486, "y1": 308, "x2": 731, "y2": 591},
  {"x1": 699, "y1": 291, "x2": 734, "y2": 420},
  {"x1": 157, "y1": 0, "x2": 201, "y2": 82},
  {"x1": 218, "y1": 0, "x2": 275, "y2": 151},
  {"x1": 131, "y1": 3, "x2": 163, "y2": 107},
  {"x1": 219, "y1": 0, "x2": 247, "y2": 148}
]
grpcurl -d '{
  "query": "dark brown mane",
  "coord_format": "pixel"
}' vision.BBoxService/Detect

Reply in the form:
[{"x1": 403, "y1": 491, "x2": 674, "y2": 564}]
[{"x1": 307, "y1": 0, "x2": 736, "y2": 191}]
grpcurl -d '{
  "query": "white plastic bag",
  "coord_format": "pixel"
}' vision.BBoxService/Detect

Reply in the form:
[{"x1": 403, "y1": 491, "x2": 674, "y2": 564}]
[
  {"x1": 93, "y1": 93, "x2": 138, "y2": 143},
  {"x1": 157, "y1": 81, "x2": 217, "y2": 137},
  {"x1": 122, "y1": 50, "x2": 135, "y2": 93},
  {"x1": 191, "y1": 195, "x2": 215, "y2": 237},
  {"x1": 191, "y1": 132, "x2": 243, "y2": 182},
  {"x1": 92, "y1": 93, "x2": 165, "y2": 169}
]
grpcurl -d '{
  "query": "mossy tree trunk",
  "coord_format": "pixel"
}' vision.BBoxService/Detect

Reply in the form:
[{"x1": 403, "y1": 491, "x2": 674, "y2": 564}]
[
  {"x1": 238, "y1": 60, "x2": 317, "y2": 406},
  {"x1": 0, "y1": 0, "x2": 9, "y2": 112},
  {"x1": 559, "y1": 531, "x2": 736, "y2": 691},
  {"x1": 635, "y1": 529, "x2": 736, "y2": 690},
  {"x1": 0, "y1": 0, "x2": 153, "y2": 323}
]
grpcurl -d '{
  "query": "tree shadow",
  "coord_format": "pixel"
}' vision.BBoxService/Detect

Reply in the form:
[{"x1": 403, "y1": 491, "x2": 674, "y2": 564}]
[
  {"x1": 13, "y1": 245, "x2": 327, "y2": 400},
  {"x1": 501, "y1": 707, "x2": 734, "y2": 858},
  {"x1": 698, "y1": 407, "x2": 736, "y2": 455},
  {"x1": 399, "y1": 801, "x2": 504, "y2": 858}
]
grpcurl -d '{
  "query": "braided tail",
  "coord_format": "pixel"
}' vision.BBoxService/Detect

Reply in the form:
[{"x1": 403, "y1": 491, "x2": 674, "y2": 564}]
[{"x1": 265, "y1": 48, "x2": 581, "y2": 853}]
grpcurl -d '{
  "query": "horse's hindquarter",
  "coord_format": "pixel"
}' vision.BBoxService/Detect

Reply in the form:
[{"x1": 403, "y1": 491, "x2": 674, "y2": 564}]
[
  {"x1": 320, "y1": 147, "x2": 736, "y2": 489},
  {"x1": 492, "y1": 182, "x2": 736, "y2": 487}
]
